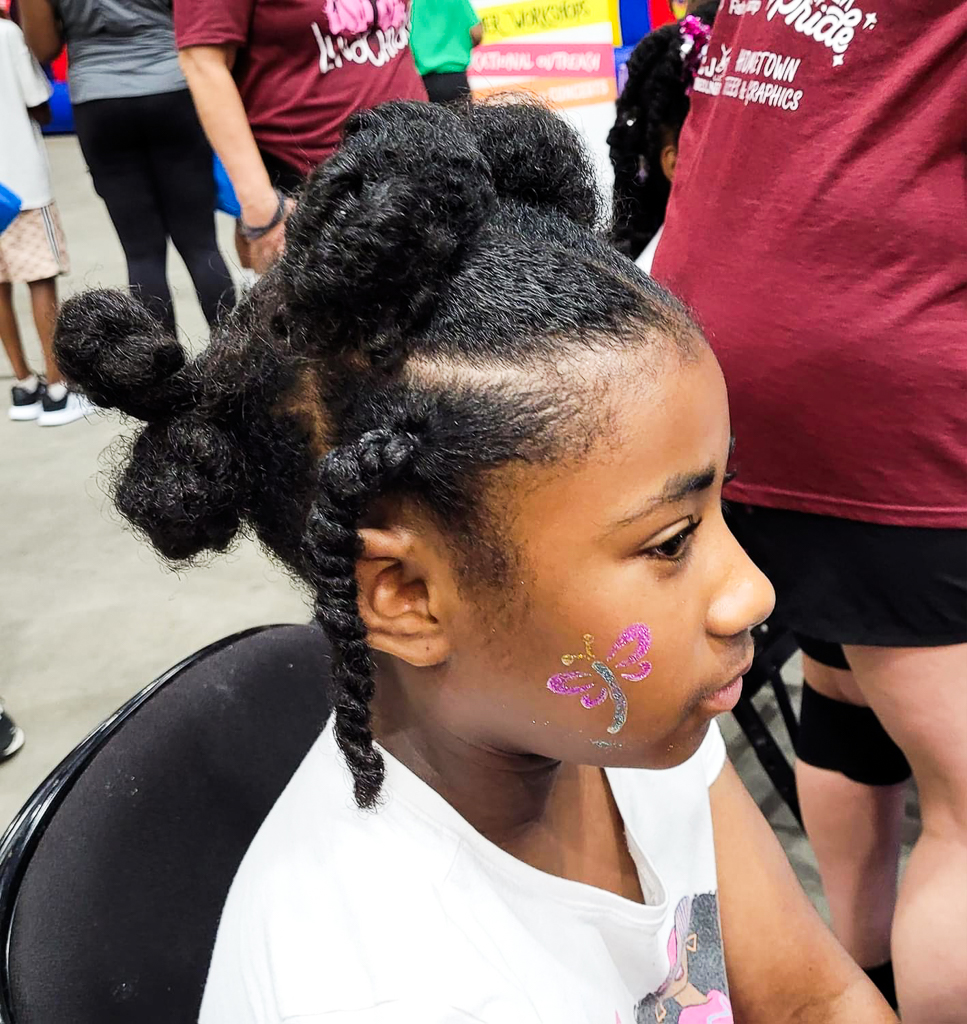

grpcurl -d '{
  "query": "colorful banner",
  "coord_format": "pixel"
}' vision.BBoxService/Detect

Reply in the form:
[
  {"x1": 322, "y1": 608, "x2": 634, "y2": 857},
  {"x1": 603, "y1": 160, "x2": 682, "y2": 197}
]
[
  {"x1": 473, "y1": 74, "x2": 617, "y2": 109},
  {"x1": 477, "y1": 0, "x2": 612, "y2": 41},
  {"x1": 470, "y1": 42, "x2": 615, "y2": 79},
  {"x1": 471, "y1": 0, "x2": 618, "y2": 190}
]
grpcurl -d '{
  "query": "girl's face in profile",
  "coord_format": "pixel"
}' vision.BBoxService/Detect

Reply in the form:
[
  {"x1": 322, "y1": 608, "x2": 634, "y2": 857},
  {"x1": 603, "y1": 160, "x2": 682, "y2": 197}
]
[{"x1": 432, "y1": 343, "x2": 775, "y2": 771}]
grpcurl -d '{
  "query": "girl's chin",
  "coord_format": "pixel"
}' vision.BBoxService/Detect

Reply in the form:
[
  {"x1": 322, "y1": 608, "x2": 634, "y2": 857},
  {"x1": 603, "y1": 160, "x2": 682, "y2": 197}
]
[{"x1": 585, "y1": 721, "x2": 710, "y2": 769}]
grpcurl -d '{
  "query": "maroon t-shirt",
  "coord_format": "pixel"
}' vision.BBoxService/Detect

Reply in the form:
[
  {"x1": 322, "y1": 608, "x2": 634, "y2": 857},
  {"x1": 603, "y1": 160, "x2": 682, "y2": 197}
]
[
  {"x1": 653, "y1": 1, "x2": 967, "y2": 528},
  {"x1": 174, "y1": 0, "x2": 428, "y2": 174}
]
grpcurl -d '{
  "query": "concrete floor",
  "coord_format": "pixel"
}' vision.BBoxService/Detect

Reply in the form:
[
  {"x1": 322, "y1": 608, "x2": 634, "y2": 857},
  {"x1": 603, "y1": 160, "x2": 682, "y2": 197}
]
[
  {"x1": 1, "y1": 137, "x2": 309, "y2": 830},
  {"x1": 1, "y1": 137, "x2": 919, "y2": 921}
]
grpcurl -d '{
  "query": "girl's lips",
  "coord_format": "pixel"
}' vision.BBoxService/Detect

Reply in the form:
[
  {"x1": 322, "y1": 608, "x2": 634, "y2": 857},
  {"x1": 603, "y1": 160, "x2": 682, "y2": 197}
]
[
  {"x1": 700, "y1": 658, "x2": 753, "y2": 713},
  {"x1": 702, "y1": 675, "x2": 744, "y2": 713}
]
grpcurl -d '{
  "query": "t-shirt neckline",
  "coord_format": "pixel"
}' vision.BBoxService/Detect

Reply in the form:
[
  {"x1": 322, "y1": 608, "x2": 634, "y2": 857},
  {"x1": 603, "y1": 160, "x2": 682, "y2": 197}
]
[{"x1": 366, "y1": 727, "x2": 671, "y2": 927}]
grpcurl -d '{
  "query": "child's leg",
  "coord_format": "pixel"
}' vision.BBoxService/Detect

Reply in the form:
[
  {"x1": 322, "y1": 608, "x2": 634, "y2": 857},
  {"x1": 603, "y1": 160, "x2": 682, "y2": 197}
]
[
  {"x1": 0, "y1": 281, "x2": 33, "y2": 380},
  {"x1": 844, "y1": 642, "x2": 967, "y2": 1024},
  {"x1": 27, "y1": 277, "x2": 62, "y2": 385},
  {"x1": 795, "y1": 654, "x2": 905, "y2": 971}
]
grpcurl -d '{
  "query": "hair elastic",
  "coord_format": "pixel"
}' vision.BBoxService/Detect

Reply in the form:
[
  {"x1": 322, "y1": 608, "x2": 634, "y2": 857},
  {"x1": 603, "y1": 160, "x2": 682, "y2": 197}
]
[{"x1": 679, "y1": 15, "x2": 712, "y2": 92}]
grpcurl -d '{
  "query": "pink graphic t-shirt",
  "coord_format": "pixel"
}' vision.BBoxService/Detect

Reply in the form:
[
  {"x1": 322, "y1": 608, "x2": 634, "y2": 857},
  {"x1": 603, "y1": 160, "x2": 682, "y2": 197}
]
[
  {"x1": 680, "y1": 990, "x2": 732, "y2": 1023},
  {"x1": 175, "y1": 0, "x2": 427, "y2": 175}
]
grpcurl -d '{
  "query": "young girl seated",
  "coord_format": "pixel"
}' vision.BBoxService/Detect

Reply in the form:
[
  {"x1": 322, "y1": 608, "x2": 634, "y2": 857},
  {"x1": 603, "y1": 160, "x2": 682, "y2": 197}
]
[
  {"x1": 609, "y1": 3, "x2": 717, "y2": 270},
  {"x1": 55, "y1": 100, "x2": 895, "y2": 1024}
]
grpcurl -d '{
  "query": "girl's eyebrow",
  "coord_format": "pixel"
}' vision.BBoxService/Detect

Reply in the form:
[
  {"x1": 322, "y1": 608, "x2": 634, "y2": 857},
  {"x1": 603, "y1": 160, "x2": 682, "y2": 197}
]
[{"x1": 610, "y1": 464, "x2": 719, "y2": 531}]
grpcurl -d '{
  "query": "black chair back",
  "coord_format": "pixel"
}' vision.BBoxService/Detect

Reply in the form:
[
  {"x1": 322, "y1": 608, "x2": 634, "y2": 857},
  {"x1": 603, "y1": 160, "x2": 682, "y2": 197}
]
[{"x1": 0, "y1": 624, "x2": 332, "y2": 1024}]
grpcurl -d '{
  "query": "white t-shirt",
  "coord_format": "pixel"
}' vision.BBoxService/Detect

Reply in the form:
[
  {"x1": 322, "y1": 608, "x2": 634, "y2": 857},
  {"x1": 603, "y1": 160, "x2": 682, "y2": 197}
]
[
  {"x1": 0, "y1": 19, "x2": 54, "y2": 210},
  {"x1": 636, "y1": 225, "x2": 663, "y2": 276},
  {"x1": 200, "y1": 718, "x2": 733, "y2": 1024}
]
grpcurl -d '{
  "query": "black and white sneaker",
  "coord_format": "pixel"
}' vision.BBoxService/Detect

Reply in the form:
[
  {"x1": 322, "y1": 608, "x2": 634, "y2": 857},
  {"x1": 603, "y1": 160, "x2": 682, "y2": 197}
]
[
  {"x1": 37, "y1": 387, "x2": 94, "y2": 427},
  {"x1": 8, "y1": 379, "x2": 46, "y2": 421},
  {"x1": 0, "y1": 704, "x2": 25, "y2": 761}
]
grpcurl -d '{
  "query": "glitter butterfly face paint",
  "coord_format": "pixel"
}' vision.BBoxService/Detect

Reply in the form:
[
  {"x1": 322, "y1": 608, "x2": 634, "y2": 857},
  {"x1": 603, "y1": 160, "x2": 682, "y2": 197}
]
[{"x1": 545, "y1": 624, "x2": 653, "y2": 734}]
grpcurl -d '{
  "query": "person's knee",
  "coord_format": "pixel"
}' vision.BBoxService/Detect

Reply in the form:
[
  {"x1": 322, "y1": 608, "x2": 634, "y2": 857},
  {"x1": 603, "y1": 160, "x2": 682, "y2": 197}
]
[
  {"x1": 800, "y1": 651, "x2": 860, "y2": 702},
  {"x1": 796, "y1": 681, "x2": 913, "y2": 786},
  {"x1": 845, "y1": 643, "x2": 967, "y2": 828}
]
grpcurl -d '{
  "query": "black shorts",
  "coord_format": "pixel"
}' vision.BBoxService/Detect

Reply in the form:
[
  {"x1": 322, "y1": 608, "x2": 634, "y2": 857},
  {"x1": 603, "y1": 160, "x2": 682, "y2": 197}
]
[
  {"x1": 259, "y1": 150, "x2": 306, "y2": 195},
  {"x1": 422, "y1": 71, "x2": 471, "y2": 105},
  {"x1": 728, "y1": 505, "x2": 967, "y2": 667}
]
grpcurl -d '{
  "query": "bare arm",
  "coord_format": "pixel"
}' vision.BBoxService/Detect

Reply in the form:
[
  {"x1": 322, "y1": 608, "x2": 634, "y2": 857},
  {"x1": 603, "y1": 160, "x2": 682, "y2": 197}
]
[
  {"x1": 178, "y1": 44, "x2": 287, "y2": 271},
  {"x1": 28, "y1": 101, "x2": 52, "y2": 126},
  {"x1": 711, "y1": 761, "x2": 897, "y2": 1024},
  {"x1": 18, "y1": 0, "x2": 63, "y2": 64},
  {"x1": 470, "y1": 22, "x2": 484, "y2": 47}
]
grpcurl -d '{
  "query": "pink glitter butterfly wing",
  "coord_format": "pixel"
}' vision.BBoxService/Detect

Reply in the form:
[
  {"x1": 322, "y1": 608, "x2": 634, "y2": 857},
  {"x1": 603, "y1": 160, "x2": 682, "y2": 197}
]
[
  {"x1": 546, "y1": 670, "x2": 594, "y2": 695},
  {"x1": 580, "y1": 688, "x2": 609, "y2": 709},
  {"x1": 608, "y1": 623, "x2": 653, "y2": 682}
]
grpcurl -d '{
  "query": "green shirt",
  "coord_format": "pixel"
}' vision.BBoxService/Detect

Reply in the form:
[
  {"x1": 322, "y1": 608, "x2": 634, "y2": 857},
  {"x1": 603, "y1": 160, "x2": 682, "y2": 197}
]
[{"x1": 409, "y1": 0, "x2": 480, "y2": 76}]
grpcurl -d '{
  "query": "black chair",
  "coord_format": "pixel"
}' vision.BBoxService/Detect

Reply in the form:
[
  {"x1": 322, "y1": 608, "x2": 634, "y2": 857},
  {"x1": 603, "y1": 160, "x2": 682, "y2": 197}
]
[
  {"x1": 0, "y1": 624, "x2": 332, "y2": 1024},
  {"x1": 731, "y1": 620, "x2": 802, "y2": 826},
  {"x1": 0, "y1": 619, "x2": 801, "y2": 1022}
]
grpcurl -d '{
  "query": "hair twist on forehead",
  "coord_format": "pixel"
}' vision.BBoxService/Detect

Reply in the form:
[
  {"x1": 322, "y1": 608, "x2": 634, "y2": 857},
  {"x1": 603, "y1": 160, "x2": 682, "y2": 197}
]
[{"x1": 55, "y1": 98, "x2": 702, "y2": 807}]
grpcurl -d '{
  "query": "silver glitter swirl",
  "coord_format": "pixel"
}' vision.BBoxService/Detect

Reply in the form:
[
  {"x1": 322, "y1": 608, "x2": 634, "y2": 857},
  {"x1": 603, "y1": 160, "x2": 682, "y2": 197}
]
[{"x1": 592, "y1": 661, "x2": 628, "y2": 735}]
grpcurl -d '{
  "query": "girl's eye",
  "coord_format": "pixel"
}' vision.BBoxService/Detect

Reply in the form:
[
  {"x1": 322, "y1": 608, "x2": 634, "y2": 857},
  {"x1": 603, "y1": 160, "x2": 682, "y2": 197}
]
[{"x1": 644, "y1": 520, "x2": 700, "y2": 562}]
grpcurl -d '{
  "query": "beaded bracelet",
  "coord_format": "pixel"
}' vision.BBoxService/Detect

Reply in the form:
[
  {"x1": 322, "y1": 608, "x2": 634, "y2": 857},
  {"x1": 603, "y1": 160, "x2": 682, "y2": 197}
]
[{"x1": 238, "y1": 190, "x2": 286, "y2": 241}]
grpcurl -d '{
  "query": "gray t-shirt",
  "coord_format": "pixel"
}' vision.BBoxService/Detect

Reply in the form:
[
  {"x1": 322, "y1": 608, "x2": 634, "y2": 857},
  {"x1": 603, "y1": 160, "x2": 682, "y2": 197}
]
[{"x1": 55, "y1": 0, "x2": 184, "y2": 104}]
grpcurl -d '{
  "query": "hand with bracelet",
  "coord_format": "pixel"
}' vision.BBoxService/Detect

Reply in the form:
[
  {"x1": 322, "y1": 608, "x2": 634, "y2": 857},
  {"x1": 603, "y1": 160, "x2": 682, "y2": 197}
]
[
  {"x1": 239, "y1": 188, "x2": 296, "y2": 274},
  {"x1": 177, "y1": 43, "x2": 299, "y2": 275}
]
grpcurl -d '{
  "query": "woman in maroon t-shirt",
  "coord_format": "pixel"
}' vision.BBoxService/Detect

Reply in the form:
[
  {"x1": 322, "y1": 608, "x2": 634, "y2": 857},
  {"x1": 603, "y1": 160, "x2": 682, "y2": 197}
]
[
  {"x1": 175, "y1": 0, "x2": 427, "y2": 272},
  {"x1": 652, "y1": 2, "x2": 966, "y2": 1017}
]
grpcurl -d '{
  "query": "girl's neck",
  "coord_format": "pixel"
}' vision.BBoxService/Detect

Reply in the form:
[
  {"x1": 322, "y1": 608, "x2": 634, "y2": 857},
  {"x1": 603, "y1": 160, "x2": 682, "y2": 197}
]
[
  {"x1": 371, "y1": 669, "x2": 644, "y2": 902},
  {"x1": 373, "y1": 701, "x2": 565, "y2": 845}
]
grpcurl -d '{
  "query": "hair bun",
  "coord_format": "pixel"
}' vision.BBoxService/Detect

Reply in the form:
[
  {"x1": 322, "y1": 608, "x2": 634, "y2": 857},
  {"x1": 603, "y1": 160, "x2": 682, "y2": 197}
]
[
  {"x1": 117, "y1": 415, "x2": 243, "y2": 561},
  {"x1": 55, "y1": 289, "x2": 196, "y2": 421},
  {"x1": 279, "y1": 101, "x2": 496, "y2": 364},
  {"x1": 464, "y1": 99, "x2": 600, "y2": 228}
]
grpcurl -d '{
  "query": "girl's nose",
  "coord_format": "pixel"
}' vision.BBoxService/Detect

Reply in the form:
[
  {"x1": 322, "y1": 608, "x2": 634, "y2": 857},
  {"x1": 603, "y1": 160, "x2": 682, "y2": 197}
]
[{"x1": 706, "y1": 533, "x2": 776, "y2": 639}]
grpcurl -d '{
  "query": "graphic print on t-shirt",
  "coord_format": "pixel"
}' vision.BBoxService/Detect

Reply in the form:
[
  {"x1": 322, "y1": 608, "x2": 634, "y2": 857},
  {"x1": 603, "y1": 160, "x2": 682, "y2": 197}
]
[
  {"x1": 692, "y1": 0, "x2": 880, "y2": 110},
  {"x1": 635, "y1": 893, "x2": 732, "y2": 1024},
  {"x1": 312, "y1": 0, "x2": 411, "y2": 75}
]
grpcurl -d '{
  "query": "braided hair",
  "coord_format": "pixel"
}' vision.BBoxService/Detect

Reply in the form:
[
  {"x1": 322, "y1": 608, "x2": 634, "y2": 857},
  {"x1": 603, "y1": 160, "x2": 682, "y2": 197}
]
[
  {"x1": 609, "y1": 2, "x2": 719, "y2": 259},
  {"x1": 55, "y1": 99, "x2": 701, "y2": 809}
]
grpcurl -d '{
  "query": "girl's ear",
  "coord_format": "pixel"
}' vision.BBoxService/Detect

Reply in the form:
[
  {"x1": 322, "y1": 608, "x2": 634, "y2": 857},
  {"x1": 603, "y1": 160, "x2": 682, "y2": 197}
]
[
  {"x1": 355, "y1": 527, "x2": 453, "y2": 667},
  {"x1": 660, "y1": 142, "x2": 679, "y2": 183}
]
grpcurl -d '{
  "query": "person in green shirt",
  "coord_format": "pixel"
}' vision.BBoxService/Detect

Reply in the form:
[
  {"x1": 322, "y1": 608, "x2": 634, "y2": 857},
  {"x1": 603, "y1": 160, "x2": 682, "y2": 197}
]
[{"x1": 409, "y1": 0, "x2": 483, "y2": 104}]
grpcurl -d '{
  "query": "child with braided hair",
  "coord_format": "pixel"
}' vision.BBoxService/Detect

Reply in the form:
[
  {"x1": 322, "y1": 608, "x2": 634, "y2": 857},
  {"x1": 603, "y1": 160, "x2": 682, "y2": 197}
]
[
  {"x1": 608, "y1": 2, "x2": 718, "y2": 268},
  {"x1": 55, "y1": 100, "x2": 894, "y2": 1024}
]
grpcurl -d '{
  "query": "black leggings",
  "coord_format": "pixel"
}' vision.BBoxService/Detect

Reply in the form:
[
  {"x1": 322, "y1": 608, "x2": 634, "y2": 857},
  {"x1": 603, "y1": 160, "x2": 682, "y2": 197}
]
[
  {"x1": 422, "y1": 71, "x2": 471, "y2": 104},
  {"x1": 73, "y1": 89, "x2": 234, "y2": 333}
]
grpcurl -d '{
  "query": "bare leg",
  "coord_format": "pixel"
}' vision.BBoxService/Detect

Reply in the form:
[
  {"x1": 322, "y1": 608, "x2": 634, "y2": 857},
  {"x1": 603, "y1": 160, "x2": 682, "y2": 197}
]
[
  {"x1": 0, "y1": 281, "x2": 32, "y2": 380},
  {"x1": 27, "y1": 277, "x2": 62, "y2": 385},
  {"x1": 796, "y1": 654, "x2": 905, "y2": 969},
  {"x1": 845, "y1": 643, "x2": 967, "y2": 1024}
]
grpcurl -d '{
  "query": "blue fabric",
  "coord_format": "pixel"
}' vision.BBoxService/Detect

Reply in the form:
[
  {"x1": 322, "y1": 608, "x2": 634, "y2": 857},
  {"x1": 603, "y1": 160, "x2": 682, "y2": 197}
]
[
  {"x1": 615, "y1": 44, "x2": 636, "y2": 94},
  {"x1": 620, "y1": 1, "x2": 652, "y2": 46},
  {"x1": 42, "y1": 81, "x2": 76, "y2": 135},
  {"x1": 0, "y1": 183, "x2": 23, "y2": 236},
  {"x1": 213, "y1": 155, "x2": 240, "y2": 218}
]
